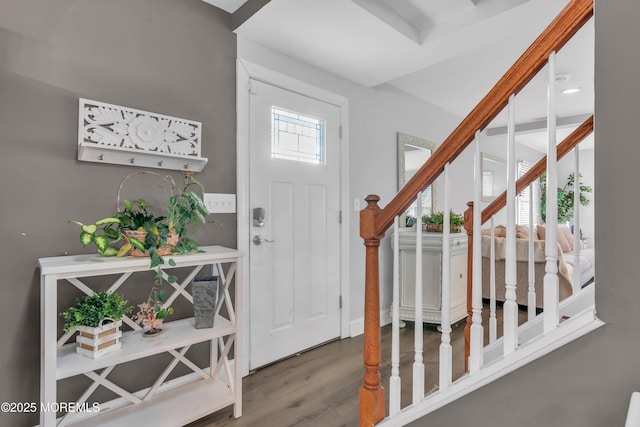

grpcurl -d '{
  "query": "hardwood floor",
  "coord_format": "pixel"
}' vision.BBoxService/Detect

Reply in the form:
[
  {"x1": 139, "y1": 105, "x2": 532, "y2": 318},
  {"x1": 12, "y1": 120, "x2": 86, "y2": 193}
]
[
  {"x1": 187, "y1": 323, "x2": 462, "y2": 426},
  {"x1": 188, "y1": 306, "x2": 525, "y2": 427}
]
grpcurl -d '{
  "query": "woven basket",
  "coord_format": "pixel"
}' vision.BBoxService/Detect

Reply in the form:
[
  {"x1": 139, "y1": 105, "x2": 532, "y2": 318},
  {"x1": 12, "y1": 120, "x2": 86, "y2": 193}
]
[
  {"x1": 426, "y1": 223, "x2": 443, "y2": 232},
  {"x1": 124, "y1": 229, "x2": 178, "y2": 257},
  {"x1": 425, "y1": 224, "x2": 462, "y2": 233}
]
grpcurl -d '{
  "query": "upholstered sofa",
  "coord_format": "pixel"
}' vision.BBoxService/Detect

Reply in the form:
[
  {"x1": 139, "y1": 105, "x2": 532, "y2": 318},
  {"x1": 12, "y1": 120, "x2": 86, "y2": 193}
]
[{"x1": 481, "y1": 224, "x2": 594, "y2": 308}]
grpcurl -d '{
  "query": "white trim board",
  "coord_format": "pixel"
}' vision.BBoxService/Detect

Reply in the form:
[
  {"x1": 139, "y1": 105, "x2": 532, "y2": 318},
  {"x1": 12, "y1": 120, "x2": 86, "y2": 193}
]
[
  {"x1": 236, "y1": 59, "x2": 351, "y2": 377},
  {"x1": 350, "y1": 306, "x2": 393, "y2": 337}
]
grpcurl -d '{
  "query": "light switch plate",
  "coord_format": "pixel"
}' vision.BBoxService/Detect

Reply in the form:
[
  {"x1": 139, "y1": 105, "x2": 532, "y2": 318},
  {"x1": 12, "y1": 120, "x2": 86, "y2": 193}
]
[{"x1": 203, "y1": 193, "x2": 236, "y2": 213}]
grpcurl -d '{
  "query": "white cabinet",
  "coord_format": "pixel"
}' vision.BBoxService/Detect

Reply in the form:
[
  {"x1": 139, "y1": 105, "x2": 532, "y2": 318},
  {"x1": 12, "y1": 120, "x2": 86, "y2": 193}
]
[
  {"x1": 394, "y1": 230, "x2": 468, "y2": 325},
  {"x1": 38, "y1": 246, "x2": 243, "y2": 427}
]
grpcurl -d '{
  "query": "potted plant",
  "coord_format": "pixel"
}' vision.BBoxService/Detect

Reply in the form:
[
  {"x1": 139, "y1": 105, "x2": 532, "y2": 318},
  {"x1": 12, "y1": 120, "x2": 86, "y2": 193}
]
[
  {"x1": 71, "y1": 171, "x2": 208, "y2": 253},
  {"x1": 70, "y1": 170, "x2": 214, "y2": 279},
  {"x1": 116, "y1": 198, "x2": 178, "y2": 257},
  {"x1": 450, "y1": 211, "x2": 465, "y2": 232},
  {"x1": 60, "y1": 291, "x2": 133, "y2": 358},
  {"x1": 132, "y1": 289, "x2": 174, "y2": 337},
  {"x1": 422, "y1": 210, "x2": 464, "y2": 232},
  {"x1": 540, "y1": 172, "x2": 592, "y2": 223},
  {"x1": 70, "y1": 171, "x2": 216, "y2": 335}
]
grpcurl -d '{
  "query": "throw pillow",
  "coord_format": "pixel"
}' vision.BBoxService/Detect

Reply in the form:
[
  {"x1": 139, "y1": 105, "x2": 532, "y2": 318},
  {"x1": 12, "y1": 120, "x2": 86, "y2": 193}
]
[
  {"x1": 558, "y1": 225, "x2": 574, "y2": 252},
  {"x1": 494, "y1": 225, "x2": 507, "y2": 238},
  {"x1": 516, "y1": 224, "x2": 529, "y2": 240}
]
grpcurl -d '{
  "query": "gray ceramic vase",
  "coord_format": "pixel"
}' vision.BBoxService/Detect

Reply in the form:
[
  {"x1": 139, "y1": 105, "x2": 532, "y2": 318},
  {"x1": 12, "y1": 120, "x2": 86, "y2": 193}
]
[{"x1": 192, "y1": 276, "x2": 219, "y2": 329}]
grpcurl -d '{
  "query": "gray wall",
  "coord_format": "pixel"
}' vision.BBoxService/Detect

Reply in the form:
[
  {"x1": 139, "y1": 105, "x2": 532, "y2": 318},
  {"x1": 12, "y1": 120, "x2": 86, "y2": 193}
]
[
  {"x1": 411, "y1": 1, "x2": 640, "y2": 426},
  {"x1": 0, "y1": 1, "x2": 236, "y2": 425}
]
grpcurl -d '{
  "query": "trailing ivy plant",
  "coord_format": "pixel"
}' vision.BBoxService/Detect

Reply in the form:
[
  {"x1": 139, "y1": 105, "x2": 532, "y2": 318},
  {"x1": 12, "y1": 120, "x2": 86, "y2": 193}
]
[
  {"x1": 165, "y1": 174, "x2": 210, "y2": 242},
  {"x1": 540, "y1": 172, "x2": 592, "y2": 223}
]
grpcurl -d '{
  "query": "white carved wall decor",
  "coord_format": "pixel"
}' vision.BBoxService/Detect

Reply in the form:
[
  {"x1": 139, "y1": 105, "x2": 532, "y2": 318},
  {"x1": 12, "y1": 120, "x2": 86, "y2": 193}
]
[{"x1": 77, "y1": 98, "x2": 208, "y2": 172}]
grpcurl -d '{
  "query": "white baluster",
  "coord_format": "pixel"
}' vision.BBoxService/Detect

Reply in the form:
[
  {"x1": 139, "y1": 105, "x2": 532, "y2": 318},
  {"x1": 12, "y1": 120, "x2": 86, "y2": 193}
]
[
  {"x1": 469, "y1": 131, "x2": 484, "y2": 373},
  {"x1": 489, "y1": 216, "x2": 497, "y2": 343},
  {"x1": 572, "y1": 147, "x2": 582, "y2": 294},
  {"x1": 413, "y1": 191, "x2": 424, "y2": 404},
  {"x1": 504, "y1": 94, "x2": 518, "y2": 355},
  {"x1": 528, "y1": 183, "x2": 536, "y2": 320},
  {"x1": 439, "y1": 163, "x2": 452, "y2": 390},
  {"x1": 390, "y1": 216, "x2": 401, "y2": 415},
  {"x1": 544, "y1": 51, "x2": 560, "y2": 333}
]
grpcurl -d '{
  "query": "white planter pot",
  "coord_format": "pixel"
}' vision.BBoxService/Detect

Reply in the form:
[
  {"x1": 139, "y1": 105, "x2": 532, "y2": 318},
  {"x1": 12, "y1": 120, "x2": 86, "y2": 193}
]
[{"x1": 75, "y1": 319, "x2": 122, "y2": 359}]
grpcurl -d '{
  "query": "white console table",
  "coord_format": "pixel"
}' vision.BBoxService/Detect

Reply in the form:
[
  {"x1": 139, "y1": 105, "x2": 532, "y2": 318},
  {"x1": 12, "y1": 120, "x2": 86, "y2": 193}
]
[
  {"x1": 393, "y1": 230, "x2": 468, "y2": 325},
  {"x1": 39, "y1": 246, "x2": 243, "y2": 427}
]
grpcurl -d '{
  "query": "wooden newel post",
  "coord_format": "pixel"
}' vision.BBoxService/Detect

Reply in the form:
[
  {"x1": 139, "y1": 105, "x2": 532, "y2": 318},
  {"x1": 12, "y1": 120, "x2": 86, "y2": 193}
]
[
  {"x1": 463, "y1": 201, "x2": 474, "y2": 372},
  {"x1": 360, "y1": 195, "x2": 385, "y2": 427}
]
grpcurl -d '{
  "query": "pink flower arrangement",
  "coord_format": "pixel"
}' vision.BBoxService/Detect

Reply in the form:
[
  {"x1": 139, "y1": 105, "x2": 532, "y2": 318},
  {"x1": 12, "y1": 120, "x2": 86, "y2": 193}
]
[
  {"x1": 132, "y1": 289, "x2": 174, "y2": 334},
  {"x1": 133, "y1": 302, "x2": 163, "y2": 332}
]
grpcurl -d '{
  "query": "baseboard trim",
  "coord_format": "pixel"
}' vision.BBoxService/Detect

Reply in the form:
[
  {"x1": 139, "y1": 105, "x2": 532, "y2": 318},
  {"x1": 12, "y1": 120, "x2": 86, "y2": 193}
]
[{"x1": 350, "y1": 307, "x2": 392, "y2": 337}]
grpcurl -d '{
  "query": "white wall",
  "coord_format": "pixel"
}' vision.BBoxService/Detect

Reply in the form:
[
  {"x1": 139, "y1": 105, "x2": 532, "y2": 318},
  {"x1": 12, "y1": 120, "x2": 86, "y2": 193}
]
[
  {"x1": 450, "y1": 132, "x2": 593, "y2": 238},
  {"x1": 443, "y1": 132, "x2": 547, "y2": 227},
  {"x1": 237, "y1": 37, "x2": 462, "y2": 332}
]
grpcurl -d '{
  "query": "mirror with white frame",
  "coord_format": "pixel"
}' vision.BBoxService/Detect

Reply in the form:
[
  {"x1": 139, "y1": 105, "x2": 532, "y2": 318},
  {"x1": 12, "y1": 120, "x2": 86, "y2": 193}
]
[
  {"x1": 481, "y1": 153, "x2": 507, "y2": 202},
  {"x1": 397, "y1": 132, "x2": 436, "y2": 227}
]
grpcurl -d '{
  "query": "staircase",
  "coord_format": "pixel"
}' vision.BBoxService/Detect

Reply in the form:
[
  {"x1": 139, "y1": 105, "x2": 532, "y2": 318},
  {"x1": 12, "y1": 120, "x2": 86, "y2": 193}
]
[{"x1": 358, "y1": 0, "x2": 603, "y2": 425}]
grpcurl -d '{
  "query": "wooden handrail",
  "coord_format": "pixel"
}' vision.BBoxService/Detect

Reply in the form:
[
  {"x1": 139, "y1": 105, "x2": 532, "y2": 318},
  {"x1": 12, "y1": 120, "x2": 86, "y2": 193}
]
[
  {"x1": 373, "y1": 0, "x2": 593, "y2": 237},
  {"x1": 482, "y1": 115, "x2": 594, "y2": 224},
  {"x1": 463, "y1": 115, "x2": 593, "y2": 370}
]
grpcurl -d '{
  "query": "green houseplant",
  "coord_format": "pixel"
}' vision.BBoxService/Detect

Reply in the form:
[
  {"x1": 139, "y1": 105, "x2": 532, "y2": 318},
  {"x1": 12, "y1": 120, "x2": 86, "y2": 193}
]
[
  {"x1": 61, "y1": 291, "x2": 133, "y2": 358},
  {"x1": 71, "y1": 171, "x2": 209, "y2": 260},
  {"x1": 422, "y1": 210, "x2": 464, "y2": 232},
  {"x1": 540, "y1": 172, "x2": 592, "y2": 223},
  {"x1": 61, "y1": 291, "x2": 132, "y2": 333},
  {"x1": 70, "y1": 171, "x2": 214, "y2": 333}
]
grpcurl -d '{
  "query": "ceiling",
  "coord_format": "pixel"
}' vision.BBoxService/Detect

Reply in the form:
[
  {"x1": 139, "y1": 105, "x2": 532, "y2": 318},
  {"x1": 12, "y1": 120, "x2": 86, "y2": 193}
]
[{"x1": 205, "y1": 0, "x2": 594, "y2": 152}]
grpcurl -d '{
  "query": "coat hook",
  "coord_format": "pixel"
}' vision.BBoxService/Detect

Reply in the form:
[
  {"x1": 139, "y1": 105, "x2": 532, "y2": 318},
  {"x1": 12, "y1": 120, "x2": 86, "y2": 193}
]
[
  {"x1": 129, "y1": 157, "x2": 135, "y2": 164},
  {"x1": 158, "y1": 161, "x2": 163, "y2": 167},
  {"x1": 98, "y1": 154, "x2": 104, "y2": 161},
  {"x1": 183, "y1": 163, "x2": 189, "y2": 170}
]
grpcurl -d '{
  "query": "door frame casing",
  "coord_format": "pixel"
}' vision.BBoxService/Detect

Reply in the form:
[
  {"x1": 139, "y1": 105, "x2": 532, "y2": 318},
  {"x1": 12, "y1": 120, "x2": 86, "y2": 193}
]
[{"x1": 236, "y1": 59, "x2": 350, "y2": 376}]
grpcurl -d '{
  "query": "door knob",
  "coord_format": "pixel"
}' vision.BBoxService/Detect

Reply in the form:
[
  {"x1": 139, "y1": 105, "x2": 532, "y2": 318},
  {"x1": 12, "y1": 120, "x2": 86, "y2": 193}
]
[{"x1": 253, "y1": 235, "x2": 274, "y2": 245}]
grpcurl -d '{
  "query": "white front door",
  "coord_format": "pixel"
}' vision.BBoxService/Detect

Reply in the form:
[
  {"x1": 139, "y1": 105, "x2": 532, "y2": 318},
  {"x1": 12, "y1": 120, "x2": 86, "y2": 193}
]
[{"x1": 248, "y1": 79, "x2": 342, "y2": 369}]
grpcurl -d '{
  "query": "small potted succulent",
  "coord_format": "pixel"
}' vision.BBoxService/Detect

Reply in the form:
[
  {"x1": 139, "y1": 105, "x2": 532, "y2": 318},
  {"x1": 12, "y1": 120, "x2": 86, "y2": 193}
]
[{"x1": 61, "y1": 291, "x2": 133, "y2": 358}]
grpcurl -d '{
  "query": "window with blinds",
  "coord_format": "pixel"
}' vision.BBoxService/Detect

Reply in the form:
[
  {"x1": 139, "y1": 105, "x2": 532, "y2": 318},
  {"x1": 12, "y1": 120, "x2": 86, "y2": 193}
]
[{"x1": 517, "y1": 160, "x2": 540, "y2": 225}]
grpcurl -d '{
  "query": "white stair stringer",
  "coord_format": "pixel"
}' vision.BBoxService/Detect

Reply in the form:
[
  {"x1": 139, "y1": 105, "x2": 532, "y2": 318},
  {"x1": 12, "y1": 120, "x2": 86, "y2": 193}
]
[{"x1": 377, "y1": 284, "x2": 603, "y2": 427}]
